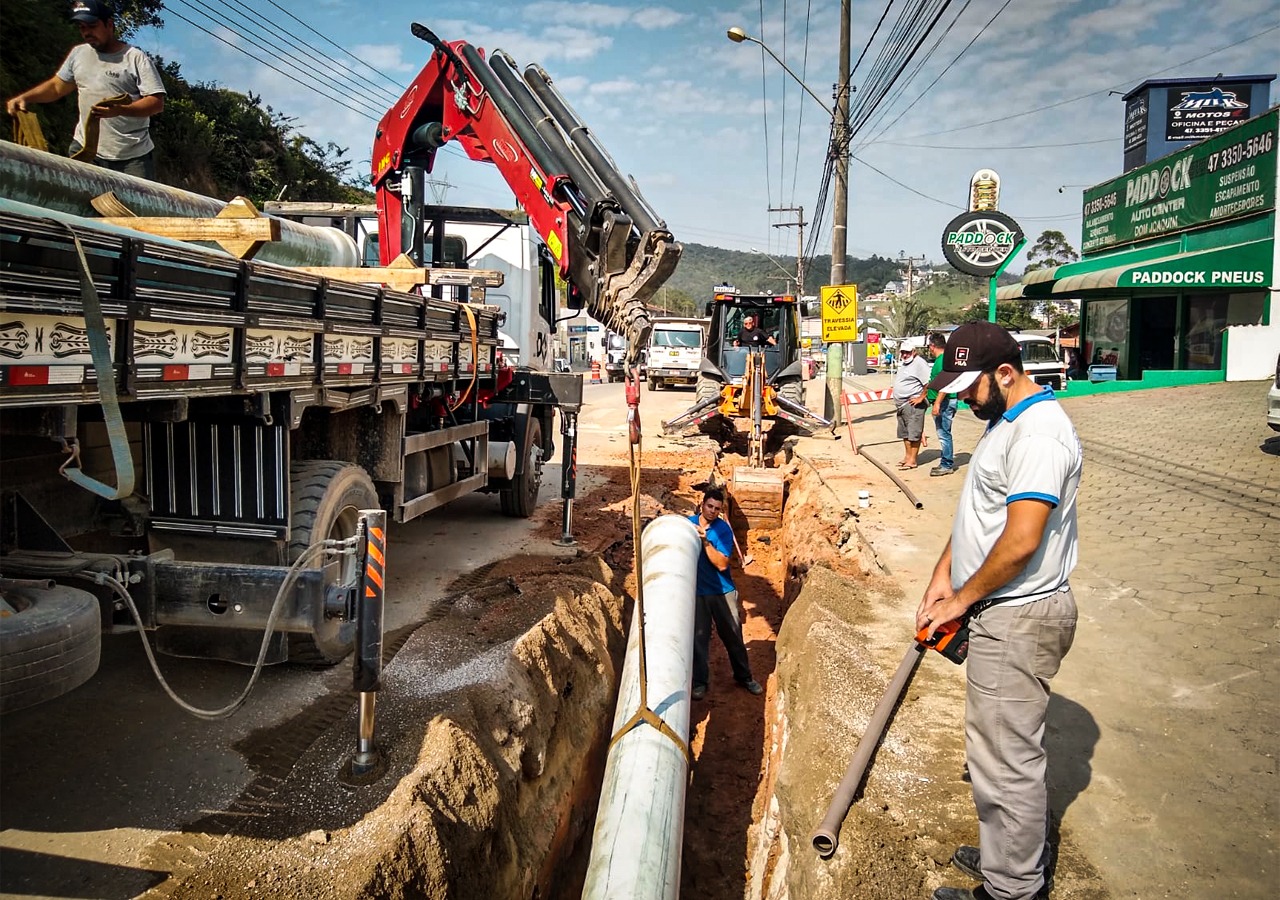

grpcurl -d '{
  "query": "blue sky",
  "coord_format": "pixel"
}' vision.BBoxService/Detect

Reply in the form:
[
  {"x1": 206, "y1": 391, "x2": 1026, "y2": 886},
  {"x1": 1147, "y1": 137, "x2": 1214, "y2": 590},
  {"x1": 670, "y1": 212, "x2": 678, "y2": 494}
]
[{"x1": 134, "y1": 0, "x2": 1278, "y2": 270}]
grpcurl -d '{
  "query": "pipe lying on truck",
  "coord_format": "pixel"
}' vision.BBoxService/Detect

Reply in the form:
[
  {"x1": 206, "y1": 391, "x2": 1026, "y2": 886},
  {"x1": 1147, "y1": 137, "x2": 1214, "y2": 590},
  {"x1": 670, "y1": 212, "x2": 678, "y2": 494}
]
[{"x1": 0, "y1": 140, "x2": 358, "y2": 268}]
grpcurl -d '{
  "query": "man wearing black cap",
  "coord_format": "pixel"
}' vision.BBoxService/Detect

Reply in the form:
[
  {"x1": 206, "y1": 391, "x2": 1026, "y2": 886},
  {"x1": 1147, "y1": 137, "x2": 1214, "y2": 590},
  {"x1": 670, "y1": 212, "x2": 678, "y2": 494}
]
[
  {"x1": 916, "y1": 322, "x2": 1083, "y2": 900},
  {"x1": 6, "y1": 0, "x2": 166, "y2": 180}
]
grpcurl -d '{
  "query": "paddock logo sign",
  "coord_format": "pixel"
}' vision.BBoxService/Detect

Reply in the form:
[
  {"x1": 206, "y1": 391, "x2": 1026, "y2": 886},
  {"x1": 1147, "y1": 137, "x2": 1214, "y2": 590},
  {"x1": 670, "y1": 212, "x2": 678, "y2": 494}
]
[{"x1": 941, "y1": 210, "x2": 1025, "y2": 277}]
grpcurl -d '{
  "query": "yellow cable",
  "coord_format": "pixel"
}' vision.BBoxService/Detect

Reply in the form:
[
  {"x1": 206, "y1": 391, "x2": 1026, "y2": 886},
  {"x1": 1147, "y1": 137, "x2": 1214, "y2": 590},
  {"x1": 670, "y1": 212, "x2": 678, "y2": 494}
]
[{"x1": 448, "y1": 303, "x2": 480, "y2": 412}]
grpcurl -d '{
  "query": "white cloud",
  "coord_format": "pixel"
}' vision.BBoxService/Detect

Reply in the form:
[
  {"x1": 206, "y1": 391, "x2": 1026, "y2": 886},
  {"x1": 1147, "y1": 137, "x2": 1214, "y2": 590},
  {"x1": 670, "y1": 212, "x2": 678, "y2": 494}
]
[
  {"x1": 588, "y1": 78, "x2": 639, "y2": 96},
  {"x1": 631, "y1": 7, "x2": 690, "y2": 30},
  {"x1": 351, "y1": 43, "x2": 417, "y2": 74},
  {"x1": 522, "y1": 2, "x2": 631, "y2": 29}
]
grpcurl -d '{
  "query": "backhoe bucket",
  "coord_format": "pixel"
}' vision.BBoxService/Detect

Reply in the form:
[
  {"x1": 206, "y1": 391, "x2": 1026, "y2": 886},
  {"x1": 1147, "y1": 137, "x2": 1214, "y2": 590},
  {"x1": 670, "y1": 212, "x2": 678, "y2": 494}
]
[{"x1": 730, "y1": 466, "x2": 785, "y2": 529}]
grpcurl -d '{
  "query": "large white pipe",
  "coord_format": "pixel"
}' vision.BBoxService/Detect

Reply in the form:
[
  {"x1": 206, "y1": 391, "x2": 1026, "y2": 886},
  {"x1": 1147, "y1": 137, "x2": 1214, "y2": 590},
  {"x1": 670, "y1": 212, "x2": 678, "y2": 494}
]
[
  {"x1": 581, "y1": 514, "x2": 701, "y2": 900},
  {"x1": 0, "y1": 141, "x2": 358, "y2": 267}
]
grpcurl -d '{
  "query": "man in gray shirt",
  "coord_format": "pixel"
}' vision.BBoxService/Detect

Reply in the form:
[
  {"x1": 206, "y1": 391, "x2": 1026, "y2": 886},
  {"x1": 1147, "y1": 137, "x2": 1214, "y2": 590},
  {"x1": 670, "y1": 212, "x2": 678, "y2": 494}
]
[
  {"x1": 6, "y1": 0, "x2": 166, "y2": 180},
  {"x1": 891, "y1": 342, "x2": 931, "y2": 469}
]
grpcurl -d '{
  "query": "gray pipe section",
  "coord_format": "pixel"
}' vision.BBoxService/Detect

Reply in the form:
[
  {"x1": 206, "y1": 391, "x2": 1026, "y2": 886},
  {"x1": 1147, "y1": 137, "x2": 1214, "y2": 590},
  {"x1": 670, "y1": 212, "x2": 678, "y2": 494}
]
[
  {"x1": 812, "y1": 643, "x2": 924, "y2": 857},
  {"x1": 0, "y1": 141, "x2": 357, "y2": 267},
  {"x1": 581, "y1": 515, "x2": 700, "y2": 900},
  {"x1": 858, "y1": 446, "x2": 924, "y2": 509}
]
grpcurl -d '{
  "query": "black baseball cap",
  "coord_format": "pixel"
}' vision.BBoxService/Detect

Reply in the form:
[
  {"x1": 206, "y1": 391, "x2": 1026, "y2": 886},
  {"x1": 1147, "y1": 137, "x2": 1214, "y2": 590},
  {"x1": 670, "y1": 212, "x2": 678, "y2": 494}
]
[
  {"x1": 70, "y1": 0, "x2": 113, "y2": 23},
  {"x1": 927, "y1": 322, "x2": 1021, "y2": 394}
]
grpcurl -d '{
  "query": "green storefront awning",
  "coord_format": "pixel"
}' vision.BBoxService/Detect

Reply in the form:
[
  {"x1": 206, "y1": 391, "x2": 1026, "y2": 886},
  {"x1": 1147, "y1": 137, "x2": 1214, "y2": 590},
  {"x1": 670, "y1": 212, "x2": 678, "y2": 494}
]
[
  {"x1": 995, "y1": 283, "x2": 1027, "y2": 300},
  {"x1": 1051, "y1": 238, "x2": 1272, "y2": 293}
]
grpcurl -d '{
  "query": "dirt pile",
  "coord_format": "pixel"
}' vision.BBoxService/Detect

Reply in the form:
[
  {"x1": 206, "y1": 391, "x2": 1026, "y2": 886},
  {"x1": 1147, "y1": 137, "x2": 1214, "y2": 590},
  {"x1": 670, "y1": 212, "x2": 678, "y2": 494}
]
[{"x1": 152, "y1": 555, "x2": 626, "y2": 900}]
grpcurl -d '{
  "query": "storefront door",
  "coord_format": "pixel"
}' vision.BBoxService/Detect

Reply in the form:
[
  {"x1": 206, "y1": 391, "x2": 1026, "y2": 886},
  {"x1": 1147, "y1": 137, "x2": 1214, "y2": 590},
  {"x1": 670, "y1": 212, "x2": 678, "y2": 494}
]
[{"x1": 1135, "y1": 295, "x2": 1177, "y2": 372}]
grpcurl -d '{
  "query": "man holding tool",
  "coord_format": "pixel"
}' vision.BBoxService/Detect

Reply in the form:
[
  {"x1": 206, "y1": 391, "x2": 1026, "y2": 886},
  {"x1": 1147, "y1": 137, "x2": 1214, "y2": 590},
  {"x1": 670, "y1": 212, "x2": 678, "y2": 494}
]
[
  {"x1": 688, "y1": 487, "x2": 763, "y2": 700},
  {"x1": 916, "y1": 322, "x2": 1082, "y2": 900}
]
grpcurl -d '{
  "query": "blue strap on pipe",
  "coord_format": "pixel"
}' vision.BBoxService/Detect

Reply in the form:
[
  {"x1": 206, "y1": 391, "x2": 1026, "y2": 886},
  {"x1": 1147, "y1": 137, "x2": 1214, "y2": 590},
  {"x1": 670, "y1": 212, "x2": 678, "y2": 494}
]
[{"x1": 57, "y1": 221, "x2": 135, "y2": 500}]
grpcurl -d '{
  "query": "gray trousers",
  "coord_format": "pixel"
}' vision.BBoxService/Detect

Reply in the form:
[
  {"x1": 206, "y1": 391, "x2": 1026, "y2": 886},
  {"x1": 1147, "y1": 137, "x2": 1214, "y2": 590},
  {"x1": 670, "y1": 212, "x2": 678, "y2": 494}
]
[
  {"x1": 966, "y1": 588, "x2": 1077, "y2": 900},
  {"x1": 692, "y1": 590, "x2": 753, "y2": 688}
]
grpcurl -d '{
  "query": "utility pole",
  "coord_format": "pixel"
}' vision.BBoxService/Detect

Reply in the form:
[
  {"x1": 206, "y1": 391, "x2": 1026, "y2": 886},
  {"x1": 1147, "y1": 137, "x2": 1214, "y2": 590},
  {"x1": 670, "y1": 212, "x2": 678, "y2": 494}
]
[
  {"x1": 898, "y1": 252, "x2": 926, "y2": 327},
  {"x1": 825, "y1": 0, "x2": 851, "y2": 424},
  {"x1": 768, "y1": 205, "x2": 806, "y2": 295}
]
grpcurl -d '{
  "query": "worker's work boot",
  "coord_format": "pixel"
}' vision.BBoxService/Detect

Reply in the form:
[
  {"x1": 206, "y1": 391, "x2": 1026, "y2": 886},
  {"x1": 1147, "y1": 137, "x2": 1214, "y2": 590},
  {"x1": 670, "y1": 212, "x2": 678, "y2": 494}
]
[
  {"x1": 932, "y1": 887, "x2": 1049, "y2": 900},
  {"x1": 952, "y1": 845, "x2": 982, "y2": 880},
  {"x1": 932, "y1": 887, "x2": 993, "y2": 900},
  {"x1": 949, "y1": 845, "x2": 1053, "y2": 898}
]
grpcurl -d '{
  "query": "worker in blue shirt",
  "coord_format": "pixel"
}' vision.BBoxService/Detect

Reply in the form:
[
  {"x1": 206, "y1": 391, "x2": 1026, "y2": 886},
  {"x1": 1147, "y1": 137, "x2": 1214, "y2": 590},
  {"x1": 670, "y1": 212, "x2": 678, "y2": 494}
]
[{"x1": 687, "y1": 487, "x2": 764, "y2": 700}]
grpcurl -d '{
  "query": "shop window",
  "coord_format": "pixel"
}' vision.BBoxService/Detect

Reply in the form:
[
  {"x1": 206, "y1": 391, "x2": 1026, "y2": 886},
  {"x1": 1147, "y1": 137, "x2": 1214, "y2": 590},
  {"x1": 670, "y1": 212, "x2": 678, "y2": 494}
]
[{"x1": 1084, "y1": 297, "x2": 1129, "y2": 376}]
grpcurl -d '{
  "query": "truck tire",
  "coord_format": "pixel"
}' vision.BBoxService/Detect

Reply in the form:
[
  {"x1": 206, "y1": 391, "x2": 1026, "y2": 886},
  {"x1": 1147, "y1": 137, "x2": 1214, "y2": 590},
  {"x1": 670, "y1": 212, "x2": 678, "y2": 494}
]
[
  {"x1": 647, "y1": 377, "x2": 658, "y2": 391},
  {"x1": 500, "y1": 418, "x2": 543, "y2": 519},
  {"x1": 1, "y1": 584, "x2": 101, "y2": 714},
  {"x1": 288, "y1": 461, "x2": 379, "y2": 665}
]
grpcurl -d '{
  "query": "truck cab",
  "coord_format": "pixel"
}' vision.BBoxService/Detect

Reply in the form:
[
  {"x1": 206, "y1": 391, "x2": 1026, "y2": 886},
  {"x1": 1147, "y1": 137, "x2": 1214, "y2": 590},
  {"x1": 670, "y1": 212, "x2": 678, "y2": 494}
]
[
  {"x1": 646, "y1": 319, "x2": 706, "y2": 390},
  {"x1": 1008, "y1": 332, "x2": 1068, "y2": 391}
]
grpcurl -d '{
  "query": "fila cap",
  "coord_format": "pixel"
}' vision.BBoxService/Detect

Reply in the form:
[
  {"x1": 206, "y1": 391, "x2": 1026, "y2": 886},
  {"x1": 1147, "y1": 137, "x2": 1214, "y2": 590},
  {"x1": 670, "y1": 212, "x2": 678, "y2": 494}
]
[{"x1": 926, "y1": 321, "x2": 1021, "y2": 394}]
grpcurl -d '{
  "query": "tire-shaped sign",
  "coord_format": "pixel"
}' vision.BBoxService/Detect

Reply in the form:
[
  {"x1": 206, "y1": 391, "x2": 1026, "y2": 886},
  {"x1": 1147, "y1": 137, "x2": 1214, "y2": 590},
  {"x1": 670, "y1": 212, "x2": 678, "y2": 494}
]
[{"x1": 941, "y1": 210, "x2": 1024, "y2": 277}]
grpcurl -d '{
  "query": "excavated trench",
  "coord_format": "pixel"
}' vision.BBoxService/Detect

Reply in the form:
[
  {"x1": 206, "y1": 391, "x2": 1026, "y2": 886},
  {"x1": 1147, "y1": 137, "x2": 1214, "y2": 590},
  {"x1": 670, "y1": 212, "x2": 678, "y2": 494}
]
[{"x1": 148, "y1": 453, "x2": 1099, "y2": 900}]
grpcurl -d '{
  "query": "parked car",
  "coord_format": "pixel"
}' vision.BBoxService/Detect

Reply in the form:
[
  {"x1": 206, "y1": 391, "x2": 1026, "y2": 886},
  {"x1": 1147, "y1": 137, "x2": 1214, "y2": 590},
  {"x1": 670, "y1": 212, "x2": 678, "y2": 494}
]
[{"x1": 1268, "y1": 351, "x2": 1280, "y2": 432}]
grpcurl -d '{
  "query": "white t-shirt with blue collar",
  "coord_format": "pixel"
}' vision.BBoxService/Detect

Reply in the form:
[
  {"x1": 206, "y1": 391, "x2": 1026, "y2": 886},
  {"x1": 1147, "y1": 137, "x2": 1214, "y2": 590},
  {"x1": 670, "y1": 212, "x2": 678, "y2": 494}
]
[{"x1": 951, "y1": 387, "x2": 1083, "y2": 607}]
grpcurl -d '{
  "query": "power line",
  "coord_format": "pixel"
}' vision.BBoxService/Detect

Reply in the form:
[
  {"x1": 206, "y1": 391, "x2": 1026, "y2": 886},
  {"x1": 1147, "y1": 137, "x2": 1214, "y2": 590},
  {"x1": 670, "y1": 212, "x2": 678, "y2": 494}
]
[
  {"x1": 879, "y1": 137, "x2": 1117, "y2": 150},
  {"x1": 160, "y1": 3, "x2": 380, "y2": 123},
  {"x1": 851, "y1": 154, "x2": 960, "y2": 208},
  {"x1": 859, "y1": 0, "x2": 1011, "y2": 152},
  {"x1": 854, "y1": 0, "x2": 972, "y2": 147},
  {"x1": 876, "y1": 21, "x2": 1280, "y2": 142},
  {"x1": 788, "y1": 0, "x2": 815, "y2": 212},
  {"x1": 758, "y1": 0, "x2": 773, "y2": 210},
  {"x1": 195, "y1": 0, "x2": 401, "y2": 113},
  {"x1": 260, "y1": 0, "x2": 409, "y2": 96}
]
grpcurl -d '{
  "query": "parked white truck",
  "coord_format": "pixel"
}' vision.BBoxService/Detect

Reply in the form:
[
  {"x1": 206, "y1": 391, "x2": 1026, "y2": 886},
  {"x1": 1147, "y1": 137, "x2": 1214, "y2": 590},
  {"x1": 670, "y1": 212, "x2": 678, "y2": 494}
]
[{"x1": 645, "y1": 317, "x2": 708, "y2": 391}]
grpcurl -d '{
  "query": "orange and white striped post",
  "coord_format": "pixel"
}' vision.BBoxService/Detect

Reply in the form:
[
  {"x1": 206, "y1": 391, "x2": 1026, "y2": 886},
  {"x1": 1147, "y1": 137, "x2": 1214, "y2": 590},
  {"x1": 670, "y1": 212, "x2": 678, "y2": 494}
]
[{"x1": 590, "y1": 359, "x2": 602, "y2": 383}]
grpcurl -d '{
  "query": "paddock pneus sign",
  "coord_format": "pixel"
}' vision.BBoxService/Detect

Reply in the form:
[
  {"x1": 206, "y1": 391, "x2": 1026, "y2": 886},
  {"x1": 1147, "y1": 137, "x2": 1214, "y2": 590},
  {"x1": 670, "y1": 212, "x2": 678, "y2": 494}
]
[{"x1": 940, "y1": 210, "x2": 1025, "y2": 278}]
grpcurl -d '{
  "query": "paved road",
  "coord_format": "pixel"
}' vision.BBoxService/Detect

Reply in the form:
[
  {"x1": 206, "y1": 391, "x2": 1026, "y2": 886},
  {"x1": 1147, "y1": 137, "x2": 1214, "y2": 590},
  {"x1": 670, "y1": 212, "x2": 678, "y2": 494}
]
[{"x1": 839, "y1": 373, "x2": 1279, "y2": 898}]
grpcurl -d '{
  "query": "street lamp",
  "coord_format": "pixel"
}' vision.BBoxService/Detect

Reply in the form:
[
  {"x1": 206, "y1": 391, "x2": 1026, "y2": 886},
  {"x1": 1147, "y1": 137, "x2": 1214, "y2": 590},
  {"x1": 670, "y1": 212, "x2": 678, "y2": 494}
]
[
  {"x1": 750, "y1": 247, "x2": 796, "y2": 293},
  {"x1": 726, "y1": 27, "x2": 833, "y2": 118},
  {"x1": 728, "y1": 15, "x2": 850, "y2": 422}
]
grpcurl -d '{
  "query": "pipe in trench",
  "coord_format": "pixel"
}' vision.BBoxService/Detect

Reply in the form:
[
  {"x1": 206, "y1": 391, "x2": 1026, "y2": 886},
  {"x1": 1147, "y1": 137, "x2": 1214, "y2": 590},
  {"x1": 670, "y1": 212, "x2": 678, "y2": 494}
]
[
  {"x1": 811, "y1": 643, "x2": 924, "y2": 856},
  {"x1": 0, "y1": 140, "x2": 357, "y2": 267},
  {"x1": 581, "y1": 514, "x2": 700, "y2": 900}
]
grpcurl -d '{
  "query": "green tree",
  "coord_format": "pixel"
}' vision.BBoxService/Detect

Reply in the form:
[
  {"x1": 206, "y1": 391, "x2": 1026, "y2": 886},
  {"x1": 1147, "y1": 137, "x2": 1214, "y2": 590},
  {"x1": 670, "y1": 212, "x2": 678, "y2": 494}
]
[
  {"x1": 867, "y1": 294, "x2": 938, "y2": 341},
  {"x1": 1024, "y1": 230, "x2": 1079, "y2": 272},
  {"x1": 959, "y1": 299, "x2": 1039, "y2": 330}
]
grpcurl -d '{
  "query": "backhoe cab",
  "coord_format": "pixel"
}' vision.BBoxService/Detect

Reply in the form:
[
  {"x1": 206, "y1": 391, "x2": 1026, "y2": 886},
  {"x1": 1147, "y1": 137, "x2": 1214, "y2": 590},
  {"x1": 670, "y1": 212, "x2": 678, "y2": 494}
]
[{"x1": 663, "y1": 290, "x2": 828, "y2": 450}]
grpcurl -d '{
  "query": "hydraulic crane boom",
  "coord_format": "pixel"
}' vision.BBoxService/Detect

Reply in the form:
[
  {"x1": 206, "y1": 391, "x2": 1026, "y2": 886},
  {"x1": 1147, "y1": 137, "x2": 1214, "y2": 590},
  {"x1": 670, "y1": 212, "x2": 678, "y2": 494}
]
[{"x1": 372, "y1": 25, "x2": 680, "y2": 362}]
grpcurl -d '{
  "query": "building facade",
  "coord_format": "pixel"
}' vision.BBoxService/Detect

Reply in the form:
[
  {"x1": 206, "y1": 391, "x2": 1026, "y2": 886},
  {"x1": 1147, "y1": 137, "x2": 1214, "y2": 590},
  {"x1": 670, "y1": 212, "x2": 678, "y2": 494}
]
[{"x1": 999, "y1": 105, "x2": 1278, "y2": 384}]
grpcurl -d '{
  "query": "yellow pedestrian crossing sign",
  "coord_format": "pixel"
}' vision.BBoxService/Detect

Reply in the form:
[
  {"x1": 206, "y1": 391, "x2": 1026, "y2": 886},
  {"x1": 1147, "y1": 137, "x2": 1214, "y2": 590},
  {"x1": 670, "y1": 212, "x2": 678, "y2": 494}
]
[{"x1": 820, "y1": 284, "x2": 859, "y2": 342}]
